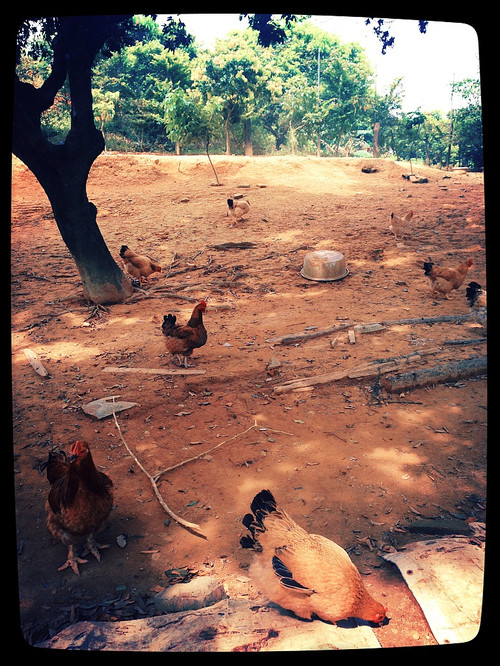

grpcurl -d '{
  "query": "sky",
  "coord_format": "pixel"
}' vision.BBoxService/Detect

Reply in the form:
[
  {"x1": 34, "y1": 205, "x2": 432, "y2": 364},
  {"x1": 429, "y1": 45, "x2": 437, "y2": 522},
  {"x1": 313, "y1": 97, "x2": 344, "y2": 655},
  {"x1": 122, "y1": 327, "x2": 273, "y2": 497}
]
[{"x1": 167, "y1": 13, "x2": 481, "y2": 114}]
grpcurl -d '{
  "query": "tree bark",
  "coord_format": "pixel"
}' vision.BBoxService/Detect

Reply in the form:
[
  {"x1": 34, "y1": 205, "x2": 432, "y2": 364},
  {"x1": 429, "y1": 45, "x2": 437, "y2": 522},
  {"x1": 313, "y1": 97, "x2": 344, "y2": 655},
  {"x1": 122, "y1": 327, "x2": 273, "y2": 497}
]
[
  {"x1": 12, "y1": 16, "x2": 133, "y2": 304},
  {"x1": 373, "y1": 121, "x2": 380, "y2": 158},
  {"x1": 244, "y1": 118, "x2": 253, "y2": 156},
  {"x1": 381, "y1": 356, "x2": 487, "y2": 393},
  {"x1": 224, "y1": 108, "x2": 232, "y2": 155}
]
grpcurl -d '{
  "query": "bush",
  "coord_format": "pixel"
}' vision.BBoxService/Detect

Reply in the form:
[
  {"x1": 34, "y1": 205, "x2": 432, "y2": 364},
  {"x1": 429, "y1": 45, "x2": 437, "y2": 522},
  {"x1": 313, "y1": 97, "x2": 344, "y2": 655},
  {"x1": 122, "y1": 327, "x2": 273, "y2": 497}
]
[{"x1": 352, "y1": 150, "x2": 373, "y2": 158}]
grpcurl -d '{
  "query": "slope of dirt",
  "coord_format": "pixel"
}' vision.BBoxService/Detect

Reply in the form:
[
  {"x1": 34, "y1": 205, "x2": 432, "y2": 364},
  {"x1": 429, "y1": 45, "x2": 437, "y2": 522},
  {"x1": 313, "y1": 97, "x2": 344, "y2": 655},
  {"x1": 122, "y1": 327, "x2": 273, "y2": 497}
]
[{"x1": 11, "y1": 153, "x2": 487, "y2": 650}]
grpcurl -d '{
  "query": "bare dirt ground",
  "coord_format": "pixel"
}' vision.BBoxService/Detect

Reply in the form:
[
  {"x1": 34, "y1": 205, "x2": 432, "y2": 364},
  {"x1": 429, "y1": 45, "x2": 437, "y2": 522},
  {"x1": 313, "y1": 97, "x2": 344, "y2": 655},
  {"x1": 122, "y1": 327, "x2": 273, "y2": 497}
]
[{"x1": 11, "y1": 153, "x2": 487, "y2": 650}]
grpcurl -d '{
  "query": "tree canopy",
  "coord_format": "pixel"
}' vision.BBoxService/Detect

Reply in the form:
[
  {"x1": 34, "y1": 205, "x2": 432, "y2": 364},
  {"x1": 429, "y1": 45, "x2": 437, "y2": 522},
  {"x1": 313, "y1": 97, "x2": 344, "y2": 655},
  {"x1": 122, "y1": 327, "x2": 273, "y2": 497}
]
[{"x1": 16, "y1": 14, "x2": 482, "y2": 168}]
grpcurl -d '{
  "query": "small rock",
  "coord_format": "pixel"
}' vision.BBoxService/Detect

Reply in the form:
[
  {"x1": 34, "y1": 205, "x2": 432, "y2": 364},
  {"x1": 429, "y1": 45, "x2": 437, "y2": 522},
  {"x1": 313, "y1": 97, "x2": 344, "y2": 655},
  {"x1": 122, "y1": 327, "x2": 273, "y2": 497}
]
[
  {"x1": 154, "y1": 576, "x2": 227, "y2": 613},
  {"x1": 266, "y1": 357, "x2": 282, "y2": 376},
  {"x1": 82, "y1": 396, "x2": 139, "y2": 419},
  {"x1": 116, "y1": 534, "x2": 128, "y2": 549}
]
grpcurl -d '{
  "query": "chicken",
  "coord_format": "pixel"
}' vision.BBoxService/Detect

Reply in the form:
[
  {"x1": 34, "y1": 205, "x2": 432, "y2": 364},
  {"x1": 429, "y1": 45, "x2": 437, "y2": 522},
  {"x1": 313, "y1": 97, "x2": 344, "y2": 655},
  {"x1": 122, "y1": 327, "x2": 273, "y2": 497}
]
[
  {"x1": 43, "y1": 441, "x2": 113, "y2": 575},
  {"x1": 119, "y1": 245, "x2": 162, "y2": 285},
  {"x1": 466, "y1": 281, "x2": 487, "y2": 328},
  {"x1": 423, "y1": 257, "x2": 473, "y2": 299},
  {"x1": 240, "y1": 489, "x2": 387, "y2": 625},
  {"x1": 227, "y1": 198, "x2": 250, "y2": 227},
  {"x1": 161, "y1": 300, "x2": 207, "y2": 367},
  {"x1": 389, "y1": 210, "x2": 413, "y2": 238}
]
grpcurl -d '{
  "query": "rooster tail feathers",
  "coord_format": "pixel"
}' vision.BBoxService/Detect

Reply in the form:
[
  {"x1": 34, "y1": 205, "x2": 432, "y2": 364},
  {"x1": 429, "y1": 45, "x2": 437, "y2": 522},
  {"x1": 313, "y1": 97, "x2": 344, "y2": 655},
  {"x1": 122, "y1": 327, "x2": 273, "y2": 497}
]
[
  {"x1": 423, "y1": 261, "x2": 434, "y2": 276},
  {"x1": 240, "y1": 489, "x2": 278, "y2": 550},
  {"x1": 43, "y1": 448, "x2": 70, "y2": 485},
  {"x1": 250, "y1": 489, "x2": 278, "y2": 520},
  {"x1": 162, "y1": 313, "x2": 177, "y2": 334},
  {"x1": 466, "y1": 281, "x2": 482, "y2": 306},
  {"x1": 239, "y1": 512, "x2": 262, "y2": 550}
]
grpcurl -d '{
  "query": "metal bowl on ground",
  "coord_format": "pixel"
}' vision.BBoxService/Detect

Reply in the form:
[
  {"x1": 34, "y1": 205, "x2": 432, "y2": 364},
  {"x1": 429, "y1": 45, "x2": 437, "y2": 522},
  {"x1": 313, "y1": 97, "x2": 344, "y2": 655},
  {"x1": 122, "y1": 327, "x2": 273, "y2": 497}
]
[{"x1": 300, "y1": 250, "x2": 348, "y2": 282}]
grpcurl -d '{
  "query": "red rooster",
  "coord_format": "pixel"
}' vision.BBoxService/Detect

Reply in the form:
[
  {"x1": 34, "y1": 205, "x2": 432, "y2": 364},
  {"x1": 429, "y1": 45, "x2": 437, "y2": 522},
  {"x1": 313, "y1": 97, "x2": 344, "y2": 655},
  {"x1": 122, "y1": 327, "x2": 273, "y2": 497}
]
[
  {"x1": 161, "y1": 300, "x2": 207, "y2": 367},
  {"x1": 44, "y1": 441, "x2": 114, "y2": 575},
  {"x1": 423, "y1": 258, "x2": 473, "y2": 299},
  {"x1": 241, "y1": 490, "x2": 387, "y2": 625}
]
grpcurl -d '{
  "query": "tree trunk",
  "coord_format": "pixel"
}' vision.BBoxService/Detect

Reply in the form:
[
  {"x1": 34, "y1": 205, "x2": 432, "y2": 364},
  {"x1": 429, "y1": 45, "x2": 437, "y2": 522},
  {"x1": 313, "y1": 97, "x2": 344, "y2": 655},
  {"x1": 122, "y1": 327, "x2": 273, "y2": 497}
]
[
  {"x1": 289, "y1": 121, "x2": 296, "y2": 154},
  {"x1": 12, "y1": 16, "x2": 133, "y2": 305},
  {"x1": 243, "y1": 118, "x2": 253, "y2": 156},
  {"x1": 224, "y1": 109, "x2": 232, "y2": 155},
  {"x1": 373, "y1": 121, "x2": 380, "y2": 158},
  {"x1": 43, "y1": 163, "x2": 133, "y2": 303}
]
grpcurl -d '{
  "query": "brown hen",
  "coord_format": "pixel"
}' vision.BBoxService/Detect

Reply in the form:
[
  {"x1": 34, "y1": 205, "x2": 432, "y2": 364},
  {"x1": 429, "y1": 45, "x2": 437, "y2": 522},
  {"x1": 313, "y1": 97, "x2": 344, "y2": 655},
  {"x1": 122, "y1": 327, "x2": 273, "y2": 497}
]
[
  {"x1": 241, "y1": 490, "x2": 387, "y2": 625},
  {"x1": 389, "y1": 210, "x2": 413, "y2": 238},
  {"x1": 120, "y1": 245, "x2": 162, "y2": 285},
  {"x1": 161, "y1": 300, "x2": 207, "y2": 367},
  {"x1": 44, "y1": 441, "x2": 113, "y2": 575},
  {"x1": 424, "y1": 258, "x2": 473, "y2": 299}
]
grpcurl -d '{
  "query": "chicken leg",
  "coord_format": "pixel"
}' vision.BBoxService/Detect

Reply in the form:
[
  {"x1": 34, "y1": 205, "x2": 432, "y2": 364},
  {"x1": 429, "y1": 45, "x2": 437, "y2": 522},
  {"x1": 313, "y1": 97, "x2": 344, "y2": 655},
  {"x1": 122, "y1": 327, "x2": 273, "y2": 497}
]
[
  {"x1": 84, "y1": 533, "x2": 110, "y2": 562},
  {"x1": 58, "y1": 542, "x2": 89, "y2": 575}
]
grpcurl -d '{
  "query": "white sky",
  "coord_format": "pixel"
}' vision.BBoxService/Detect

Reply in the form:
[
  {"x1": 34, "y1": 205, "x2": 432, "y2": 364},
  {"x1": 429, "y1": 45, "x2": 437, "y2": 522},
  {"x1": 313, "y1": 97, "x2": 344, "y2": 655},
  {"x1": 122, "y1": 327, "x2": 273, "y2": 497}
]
[{"x1": 170, "y1": 13, "x2": 481, "y2": 114}]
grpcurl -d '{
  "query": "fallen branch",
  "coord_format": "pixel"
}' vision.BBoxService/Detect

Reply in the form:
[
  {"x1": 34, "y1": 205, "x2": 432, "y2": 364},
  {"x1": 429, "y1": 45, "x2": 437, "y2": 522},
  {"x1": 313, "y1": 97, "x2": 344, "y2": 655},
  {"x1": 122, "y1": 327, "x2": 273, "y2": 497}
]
[
  {"x1": 444, "y1": 338, "x2": 487, "y2": 346},
  {"x1": 111, "y1": 402, "x2": 207, "y2": 539},
  {"x1": 103, "y1": 366, "x2": 206, "y2": 376},
  {"x1": 208, "y1": 242, "x2": 258, "y2": 250},
  {"x1": 266, "y1": 322, "x2": 353, "y2": 346},
  {"x1": 380, "y1": 355, "x2": 487, "y2": 393},
  {"x1": 381, "y1": 314, "x2": 473, "y2": 326},
  {"x1": 126, "y1": 290, "x2": 197, "y2": 303},
  {"x1": 153, "y1": 419, "x2": 293, "y2": 482},
  {"x1": 266, "y1": 314, "x2": 473, "y2": 346},
  {"x1": 273, "y1": 348, "x2": 441, "y2": 394}
]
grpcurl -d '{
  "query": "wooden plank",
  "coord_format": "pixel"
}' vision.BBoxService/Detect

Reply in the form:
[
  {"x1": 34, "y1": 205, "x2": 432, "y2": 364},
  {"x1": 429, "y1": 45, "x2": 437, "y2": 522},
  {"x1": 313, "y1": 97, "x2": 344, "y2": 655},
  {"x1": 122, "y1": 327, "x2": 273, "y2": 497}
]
[
  {"x1": 273, "y1": 348, "x2": 441, "y2": 394},
  {"x1": 266, "y1": 314, "x2": 472, "y2": 346},
  {"x1": 23, "y1": 348, "x2": 49, "y2": 377},
  {"x1": 103, "y1": 366, "x2": 206, "y2": 376}
]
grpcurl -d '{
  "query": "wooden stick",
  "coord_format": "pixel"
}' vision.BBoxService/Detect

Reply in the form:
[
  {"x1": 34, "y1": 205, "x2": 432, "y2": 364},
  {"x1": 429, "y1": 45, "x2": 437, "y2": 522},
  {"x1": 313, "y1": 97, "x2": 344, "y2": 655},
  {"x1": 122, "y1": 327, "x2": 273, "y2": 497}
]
[
  {"x1": 381, "y1": 314, "x2": 473, "y2": 326},
  {"x1": 126, "y1": 290, "x2": 197, "y2": 303},
  {"x1": 273, "y1": 348, "x2": 441, "y2": 394},
  {"x1": 103, "y1": 366, "x2": 206, "y2": 376},
  {"x1": 266, "y1": 314, "x2": 473, "y2": 346},
  {"x1": 266, "y1": 322, "x2": 353, "y2": 346},
  {"x1": 444, "y1": 338, "x2": 487, "y2": 346},
  {"x1": 209, "y1": 242, "x2": 257, "y2": 250},
  {"x1": 111, "y1": 402, "x2": 207, "y2": 539},
  {"x1": 153, "y1": 419, "x2": 293, "y2": 482}
]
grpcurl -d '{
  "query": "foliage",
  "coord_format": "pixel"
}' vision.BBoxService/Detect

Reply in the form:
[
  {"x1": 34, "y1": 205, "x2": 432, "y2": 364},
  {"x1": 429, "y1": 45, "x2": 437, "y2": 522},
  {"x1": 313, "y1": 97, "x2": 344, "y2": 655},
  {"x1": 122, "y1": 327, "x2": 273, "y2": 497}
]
[
  {"x1": 16, "y1": 15, "x2": 483, "y2": 169},
  {"x1": 163, "y1": 88, "x2": 223, "y2": 152},
  {"x1": 93, "y1": 38, "x2": 193, "y2": 151},
  {"x1": 451, "y1": 79, "x2": 483, "y2": 170}
]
